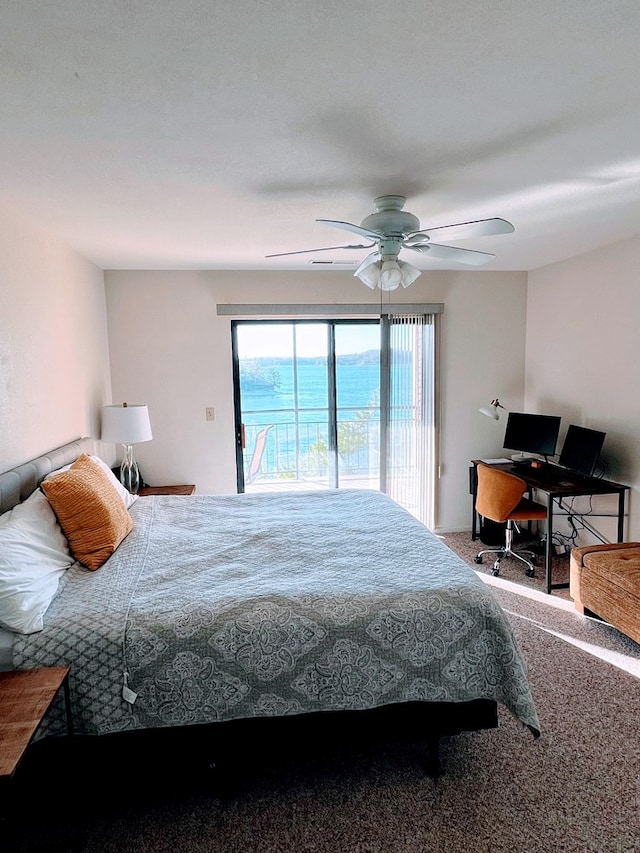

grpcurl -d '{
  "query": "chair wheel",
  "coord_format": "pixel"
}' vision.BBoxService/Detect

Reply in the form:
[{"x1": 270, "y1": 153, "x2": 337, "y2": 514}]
[
  {"x1": 525, "y1": 567, "x2": 535, "y2": 578},
  {"x1": 492, "y1": 561, "x2": 500, "y2": 576},
  {"x1": 474, "y1": 556, "x2": 483, "y2": 564}
]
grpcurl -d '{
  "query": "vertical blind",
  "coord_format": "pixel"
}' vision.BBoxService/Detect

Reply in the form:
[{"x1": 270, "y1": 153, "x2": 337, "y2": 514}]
[{"x1": 383, "y1": 313, "x2": 436, "y2": 529}]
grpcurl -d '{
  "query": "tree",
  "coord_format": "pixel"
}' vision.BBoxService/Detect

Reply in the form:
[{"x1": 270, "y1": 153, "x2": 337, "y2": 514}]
[{"x1": 240, "y1": 360, "x2": 281, "y2": 392}]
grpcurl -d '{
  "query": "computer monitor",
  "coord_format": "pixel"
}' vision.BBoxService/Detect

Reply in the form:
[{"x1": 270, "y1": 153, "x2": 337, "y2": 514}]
[
  {"x1": 558, "y1": 424, "x2": 606, "y2": 476},
  {"x1": 503, "y1": 412, "x2": 561, "y2": 457}
]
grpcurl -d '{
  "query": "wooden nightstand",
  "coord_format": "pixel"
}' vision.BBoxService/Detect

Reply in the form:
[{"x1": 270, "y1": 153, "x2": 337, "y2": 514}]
[
  {"x1": 0, "y1": 666, "x2": 72, "y2": 780},
  {"x1": 1, "y1": 667, "x2": 81, "y2": 849},
  {"x1": 138, "y1": 484, "x2": 196, "y2": 496}
]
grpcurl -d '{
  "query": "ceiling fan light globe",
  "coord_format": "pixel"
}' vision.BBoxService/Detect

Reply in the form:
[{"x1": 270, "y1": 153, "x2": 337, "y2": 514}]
[
  {"x1": 354, "y1": 259, "x2": 381, "y2": 289},
  {"x1": 397, "y1": 260, "x2": 422, "y2": 288},
  {"x1": 354, "y1": 251, "x2": 380, "y2": 275},
  {"x1": 379, "y1": 260, "x2": 403, "y2": 290}
]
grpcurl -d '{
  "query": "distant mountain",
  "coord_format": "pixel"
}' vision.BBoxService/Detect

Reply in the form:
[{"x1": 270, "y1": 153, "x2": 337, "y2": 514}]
[
  {"x1": 241, "y1": 350, "x2": 381, "y2": 368},
  {"x1": 337, "y1": 350, "x2": 379, "y2": 365}
]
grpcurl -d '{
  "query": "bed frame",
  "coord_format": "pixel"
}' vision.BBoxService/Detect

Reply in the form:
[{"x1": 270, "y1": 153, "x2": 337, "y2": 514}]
[{"x1": 1, "y1": 437, "x2": 498, "y2": 779}]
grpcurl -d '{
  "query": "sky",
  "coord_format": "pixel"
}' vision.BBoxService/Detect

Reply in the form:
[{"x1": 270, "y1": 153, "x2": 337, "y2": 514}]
[{"x1": 236, "y1": 322, "x2": 380, "y2": 358}]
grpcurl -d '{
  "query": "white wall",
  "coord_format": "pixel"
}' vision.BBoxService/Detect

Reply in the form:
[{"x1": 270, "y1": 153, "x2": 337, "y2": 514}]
[
  {"x1": 526, "y1": 235, "x2": 640, "y2": 542},
  {"x1": 0, "y1": 205, "x2": 112, "y2": 472},
  {"x1": 104, "y1": 269, "x2": 528, "y2": 531}
]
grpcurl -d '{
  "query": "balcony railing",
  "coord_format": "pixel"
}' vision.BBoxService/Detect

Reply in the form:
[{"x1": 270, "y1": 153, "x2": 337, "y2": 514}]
[{"x1": 243, "y1": 407, "x2": 380, "y2": 486}]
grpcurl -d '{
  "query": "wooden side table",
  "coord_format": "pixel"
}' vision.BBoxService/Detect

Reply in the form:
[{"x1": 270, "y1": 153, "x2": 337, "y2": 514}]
[
  {"x1": 1, "y1": 666, "x2": 83, "y2": 849},
  {"x1": 138, "y1": 484, "x2": 196, "y2": 496},
  {"x1": 0, "y1": 666, "x2": 72, "y2": 779}
]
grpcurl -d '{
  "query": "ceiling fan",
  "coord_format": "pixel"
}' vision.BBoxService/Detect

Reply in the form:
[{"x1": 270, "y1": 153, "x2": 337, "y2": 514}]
[{"x1": 266, "y1": 195, "x2": 515, "y2": 290}]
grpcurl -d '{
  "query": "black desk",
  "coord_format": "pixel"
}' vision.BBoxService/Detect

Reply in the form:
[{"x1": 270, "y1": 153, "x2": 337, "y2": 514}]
[{"x1": 470, "y1": 460, "x2": 628, "y2": 594}]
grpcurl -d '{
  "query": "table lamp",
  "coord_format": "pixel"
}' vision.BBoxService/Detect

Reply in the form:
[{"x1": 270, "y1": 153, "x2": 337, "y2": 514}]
[{"x1": 101, "y1": 403, "x2": 153, "y2": 494}]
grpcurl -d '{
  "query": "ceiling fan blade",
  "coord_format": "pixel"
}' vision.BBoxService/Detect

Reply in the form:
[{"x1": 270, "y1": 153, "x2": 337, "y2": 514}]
[
  {"x1": 316, "y1": 218, "x2": 382, "y2": 241},
  {"x1": 406, "y1": 217, "x2": 514, "y2": 245},
  {"x1": 407, "y1": 242, "x2": 495, "y2": 266},
  {"x1": 265, "y1": 242, "x2": 375, "y2": 258}
]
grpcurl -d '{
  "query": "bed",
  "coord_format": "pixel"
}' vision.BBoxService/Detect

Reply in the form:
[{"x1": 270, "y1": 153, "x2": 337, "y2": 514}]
[{"x1": 0, "y1": 438, "x2": 539, "y2": 773}]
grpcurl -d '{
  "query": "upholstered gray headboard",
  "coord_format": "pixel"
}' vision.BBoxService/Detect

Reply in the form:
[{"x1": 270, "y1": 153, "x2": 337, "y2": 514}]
[{"x1": 0, "y1": 437, "x2": 97, "y2": 514}]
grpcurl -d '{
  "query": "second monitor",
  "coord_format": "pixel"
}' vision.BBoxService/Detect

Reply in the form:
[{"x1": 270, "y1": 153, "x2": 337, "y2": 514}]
[
  {"x1": 503, "y1": 412, "x2": 562, "y2": 459},
  {"x1": 558, "y1": 424, "x2": 606, "y2": 477}
]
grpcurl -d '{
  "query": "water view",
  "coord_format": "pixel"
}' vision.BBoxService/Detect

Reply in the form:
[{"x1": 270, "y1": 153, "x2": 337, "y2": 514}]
[{"x1": 239, "y1": 354, "x2": 382, "y2": 484}]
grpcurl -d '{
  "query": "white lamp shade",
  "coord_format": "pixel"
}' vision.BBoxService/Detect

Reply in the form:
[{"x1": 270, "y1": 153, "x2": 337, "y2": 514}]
[
  {"x1": 479, "y1": 399, "x2": 504, "y2": 420},
  {"x1": 479, "y1": 404, "x2": 500, "y2": 420},
  {"x1": 101, "y1": 404, "x2": 153, "y2": 444}
]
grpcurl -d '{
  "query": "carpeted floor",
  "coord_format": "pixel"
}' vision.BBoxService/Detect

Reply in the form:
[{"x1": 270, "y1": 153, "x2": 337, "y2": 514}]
[
  {"x1": 442, "y1": 529, "x2": 571, "y2": 596},
  {"x1": 6, "y1": 531, "x2": 640, "y2": 853}
]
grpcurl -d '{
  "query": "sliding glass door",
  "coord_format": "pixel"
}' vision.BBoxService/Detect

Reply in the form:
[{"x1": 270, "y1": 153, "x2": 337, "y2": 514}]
[{"x1": 232, "y1": 314, "x2": 437, "y2": 528}]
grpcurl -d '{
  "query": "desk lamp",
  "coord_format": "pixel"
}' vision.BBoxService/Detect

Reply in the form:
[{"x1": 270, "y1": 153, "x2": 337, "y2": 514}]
[
  {"x1": 101, "y1": 403, "x2": 153, "y2": 494},
  {"x1": 479, "y1": 399, "x2": 505, "y2": 420}
]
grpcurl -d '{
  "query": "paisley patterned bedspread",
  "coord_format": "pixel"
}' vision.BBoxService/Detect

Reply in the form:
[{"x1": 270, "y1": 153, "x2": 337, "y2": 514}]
[{"x1": 13, "y1": 489, "x2": 540, "y2": 737}]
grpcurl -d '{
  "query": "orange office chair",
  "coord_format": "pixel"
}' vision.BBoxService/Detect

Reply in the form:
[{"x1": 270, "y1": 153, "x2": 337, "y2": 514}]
[{"x1": 474, "y1": 463, "x2": 547, "y2": 578}]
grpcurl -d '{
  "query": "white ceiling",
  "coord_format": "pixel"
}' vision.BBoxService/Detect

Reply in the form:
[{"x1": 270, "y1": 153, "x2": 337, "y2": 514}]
[{"x1": 2, "y1": 0, "x2": 640, "y2": 272}]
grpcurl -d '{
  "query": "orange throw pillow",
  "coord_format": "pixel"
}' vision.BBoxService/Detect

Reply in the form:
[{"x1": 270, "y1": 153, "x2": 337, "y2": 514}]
[{"x1": 41, "y1": 454, "x2": 133, "y2": 570}]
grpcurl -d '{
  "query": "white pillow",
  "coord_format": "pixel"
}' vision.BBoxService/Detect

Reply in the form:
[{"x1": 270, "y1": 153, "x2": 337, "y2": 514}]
[
  {"x1": 89, "y1": 456, "x2": 139, "y2": 509},
  {"x1": 0, "y1": 490, "x2": 74, "y2": 634},
  {"x1": 45, "y1": 455, "x2": 138, "y2": 509}
]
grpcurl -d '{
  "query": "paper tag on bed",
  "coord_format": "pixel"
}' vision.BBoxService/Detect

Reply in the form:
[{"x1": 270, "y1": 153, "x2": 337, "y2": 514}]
[
  {"x1": 122, "y1": 672, "x2": 137, "y2": 704},
  {"x1": 122, "y1": 683, "x2": 138, "y2": 704}
]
